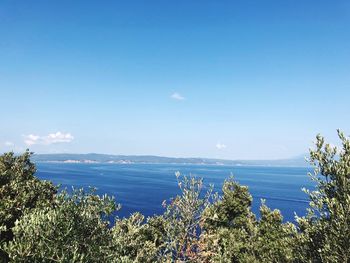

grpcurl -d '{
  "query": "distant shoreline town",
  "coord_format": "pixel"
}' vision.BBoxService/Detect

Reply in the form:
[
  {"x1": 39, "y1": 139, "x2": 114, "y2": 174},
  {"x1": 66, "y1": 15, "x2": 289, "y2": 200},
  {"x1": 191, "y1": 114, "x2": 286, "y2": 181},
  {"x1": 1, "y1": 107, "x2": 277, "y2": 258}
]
[
  {"x1": 43, "y1": 159, "x2": 133, "y2": 164},
  {"x1": 31, "y1": 153, "x2": 309, "y2": 167}
]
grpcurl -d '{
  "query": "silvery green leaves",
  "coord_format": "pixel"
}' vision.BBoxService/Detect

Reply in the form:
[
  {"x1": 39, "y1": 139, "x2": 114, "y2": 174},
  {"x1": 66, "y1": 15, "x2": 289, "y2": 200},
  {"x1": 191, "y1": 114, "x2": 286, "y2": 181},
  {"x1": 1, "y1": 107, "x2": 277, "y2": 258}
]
[{"x1": 295, "y1": 131, "x2": 350, "y2": 262}]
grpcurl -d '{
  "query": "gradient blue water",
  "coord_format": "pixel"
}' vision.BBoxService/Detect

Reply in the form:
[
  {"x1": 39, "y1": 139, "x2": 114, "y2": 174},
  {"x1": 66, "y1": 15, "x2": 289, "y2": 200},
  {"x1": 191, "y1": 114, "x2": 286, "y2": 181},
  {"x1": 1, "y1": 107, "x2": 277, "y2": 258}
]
[{"x1": 36, "y1": 163, "x2": 314, "y2": 222}]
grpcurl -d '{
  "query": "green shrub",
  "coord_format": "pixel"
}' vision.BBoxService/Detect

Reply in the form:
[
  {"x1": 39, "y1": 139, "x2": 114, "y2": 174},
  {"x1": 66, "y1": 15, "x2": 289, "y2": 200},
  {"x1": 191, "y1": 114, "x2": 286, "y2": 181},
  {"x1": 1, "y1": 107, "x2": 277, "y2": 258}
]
[
  {"x1": 200, "y1": 179, "x2": 295, "y2": 262},
  {"x1": 4, "y1": 188, "x2": 118, "y2": 263},
  {"x1": 295, "y1": 130, "x2": 350, "y2": 262},
  {"x1": 111, "y1": 213, "x2": 164, "y2": 262},
  {"x1": 159, "y1": 172, "x2": 214, "y2": 262},
  {"x1": 0, "y1": 151, "x2": 57, "y2": 260}
]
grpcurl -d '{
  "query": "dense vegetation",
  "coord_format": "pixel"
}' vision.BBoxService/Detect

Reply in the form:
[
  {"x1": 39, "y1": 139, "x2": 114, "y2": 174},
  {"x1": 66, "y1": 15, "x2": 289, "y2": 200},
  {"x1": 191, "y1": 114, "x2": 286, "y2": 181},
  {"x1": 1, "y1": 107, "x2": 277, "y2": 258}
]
[{"x1": 1, "y1": 131, "x2": 349, "y2": 262}]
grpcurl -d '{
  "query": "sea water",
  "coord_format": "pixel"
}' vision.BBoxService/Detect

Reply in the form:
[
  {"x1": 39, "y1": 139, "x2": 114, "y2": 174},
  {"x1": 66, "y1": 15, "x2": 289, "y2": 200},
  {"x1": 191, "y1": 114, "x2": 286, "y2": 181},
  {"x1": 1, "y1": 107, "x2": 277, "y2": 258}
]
[{"x1": 36, "y1": 163, "x2": 314, "y2": 223}]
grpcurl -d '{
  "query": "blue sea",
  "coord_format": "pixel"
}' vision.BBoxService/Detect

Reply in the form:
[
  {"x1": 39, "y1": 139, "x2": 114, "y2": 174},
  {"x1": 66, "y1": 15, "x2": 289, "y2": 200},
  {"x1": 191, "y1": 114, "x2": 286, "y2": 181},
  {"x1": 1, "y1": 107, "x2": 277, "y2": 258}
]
[{"x1": 36, "y1": 163, "x2": 314, "y2": 223}]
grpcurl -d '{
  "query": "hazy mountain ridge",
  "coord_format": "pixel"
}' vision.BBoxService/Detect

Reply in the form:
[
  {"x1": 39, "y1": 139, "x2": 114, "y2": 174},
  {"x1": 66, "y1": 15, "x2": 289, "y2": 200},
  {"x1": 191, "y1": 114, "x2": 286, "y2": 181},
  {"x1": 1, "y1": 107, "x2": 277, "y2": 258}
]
[{"x1": 31, "y1": 153, "x2": 309, "y2": 167}]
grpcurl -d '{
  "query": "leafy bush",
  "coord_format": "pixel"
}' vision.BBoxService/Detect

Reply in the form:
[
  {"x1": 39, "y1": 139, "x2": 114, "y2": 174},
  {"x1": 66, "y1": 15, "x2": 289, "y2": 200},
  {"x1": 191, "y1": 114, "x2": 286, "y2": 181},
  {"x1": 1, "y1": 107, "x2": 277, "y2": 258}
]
[
  {"x1": 0, "y1": 151, "x2": 57, "y2": 261},
  {"x1": 111, "y1": 213, "x2": 164, "y2": 262},
  {"x1": 199, "y1": 179, "x2": 296, "y2": 262},
  {"x1": 4, "y1": 188, "x2": 118, "y2": 262},
  {"x1": 159, "y1": 172, "x2": 214, "y2": 261},
  {"x1": 295, "y1": 130, "x2": 350, "y2": 262}
]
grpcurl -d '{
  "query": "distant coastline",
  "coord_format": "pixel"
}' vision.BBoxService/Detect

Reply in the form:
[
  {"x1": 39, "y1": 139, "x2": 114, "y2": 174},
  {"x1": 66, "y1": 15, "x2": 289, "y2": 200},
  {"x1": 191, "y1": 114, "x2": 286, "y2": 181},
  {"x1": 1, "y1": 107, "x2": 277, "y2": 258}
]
[{"x1": 31, "y1": 153, "x2": 310, "y2": 167}]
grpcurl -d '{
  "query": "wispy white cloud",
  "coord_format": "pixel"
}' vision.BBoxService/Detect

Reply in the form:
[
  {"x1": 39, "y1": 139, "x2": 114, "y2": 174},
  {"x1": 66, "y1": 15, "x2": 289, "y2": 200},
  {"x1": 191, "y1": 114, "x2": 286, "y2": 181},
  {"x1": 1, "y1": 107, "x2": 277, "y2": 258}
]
[
  {"x1": 24, "y1": 134, "x2": 40, "y2": 146},
  {"x1": 216, "y1": 142, "x2": 227, "y2": 150},
  {"x1": 4, "y1": 141, "x2": 14, "y2": 147},
  {"x1": 171, "y1": 92, "x2": 185, "y2": 101},
  {"x1": 46, "y1": 132, "x2": 74, "y2": 144},
  {"x1": 24, "y1": 132, "x2": 74, "y2": 146}
]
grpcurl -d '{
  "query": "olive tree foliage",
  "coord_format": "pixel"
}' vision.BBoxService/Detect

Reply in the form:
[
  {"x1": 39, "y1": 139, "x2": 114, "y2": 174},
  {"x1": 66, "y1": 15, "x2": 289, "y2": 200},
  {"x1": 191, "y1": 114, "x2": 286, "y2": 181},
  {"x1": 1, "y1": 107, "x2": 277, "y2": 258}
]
[
  {"x1": 252, "y1": 202, "x2": 296, "y2": 263},
  {"x1": 0, "y1": 151, "x2": 57, "y2": 260},
  {"x1": 159, "y1": 172, "x2": 216, "y2": 262},
  {"x1": 295, "y1": 130, "x2": 350, "y2": 263},
  {"x1": 4, "y1": 188, "x2": 119, "y2": 263},
  {"x1": 111, "y1": 213, "x2": 166, "y2": 262},
  {"x1": 199, "y1": 177, "x2": 257, "y2": 262},
  {"x1": 199, "y1": 178, "x2": 296, "y2": 263}
]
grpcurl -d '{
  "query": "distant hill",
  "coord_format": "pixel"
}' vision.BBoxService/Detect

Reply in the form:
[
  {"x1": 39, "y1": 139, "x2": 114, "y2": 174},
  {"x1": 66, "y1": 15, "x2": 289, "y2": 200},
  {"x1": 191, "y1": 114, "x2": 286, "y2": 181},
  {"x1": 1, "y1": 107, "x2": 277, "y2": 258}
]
[{"x1": 31, "y1": 153, "x2": 309, "y2": 167}]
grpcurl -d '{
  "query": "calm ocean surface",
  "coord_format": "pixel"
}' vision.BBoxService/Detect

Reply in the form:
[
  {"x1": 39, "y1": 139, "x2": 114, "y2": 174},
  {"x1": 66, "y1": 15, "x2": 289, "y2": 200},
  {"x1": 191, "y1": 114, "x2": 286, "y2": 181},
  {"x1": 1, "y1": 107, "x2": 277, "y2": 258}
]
[{"x1": 36, "y1": 163, "x2": 314, "y2": 223}]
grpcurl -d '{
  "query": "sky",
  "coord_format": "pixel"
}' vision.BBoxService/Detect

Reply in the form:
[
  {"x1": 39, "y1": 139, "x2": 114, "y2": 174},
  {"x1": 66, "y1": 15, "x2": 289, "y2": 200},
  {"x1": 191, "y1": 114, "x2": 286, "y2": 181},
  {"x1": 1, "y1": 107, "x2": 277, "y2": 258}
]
[{"x1": 0, "y1": 0, "x2": 349, "y2": 160}]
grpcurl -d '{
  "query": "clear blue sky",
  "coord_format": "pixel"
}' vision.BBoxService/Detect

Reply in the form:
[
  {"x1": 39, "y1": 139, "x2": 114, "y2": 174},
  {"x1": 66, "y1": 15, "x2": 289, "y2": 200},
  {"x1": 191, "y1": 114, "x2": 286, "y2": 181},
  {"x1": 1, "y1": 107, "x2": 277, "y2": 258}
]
[{"x1": 0, "y1": 0, "x2": 349, "y2": 159}]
